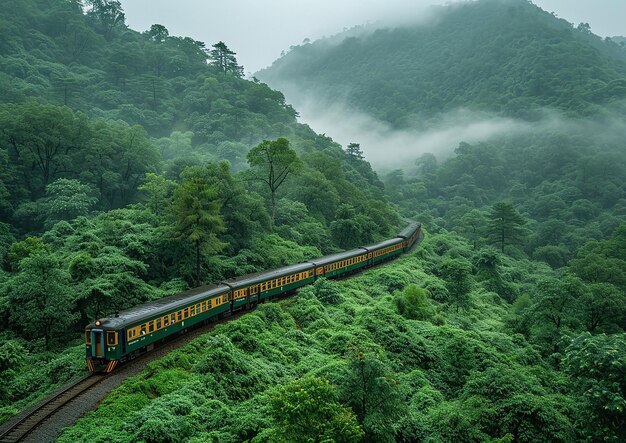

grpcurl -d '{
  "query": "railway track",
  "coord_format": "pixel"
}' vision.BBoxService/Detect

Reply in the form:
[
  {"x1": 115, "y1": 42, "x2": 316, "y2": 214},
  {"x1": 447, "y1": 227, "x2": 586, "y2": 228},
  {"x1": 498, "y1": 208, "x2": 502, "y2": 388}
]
[{"x1": 0, "y1": 374, "x2": 107, "y2": 443}]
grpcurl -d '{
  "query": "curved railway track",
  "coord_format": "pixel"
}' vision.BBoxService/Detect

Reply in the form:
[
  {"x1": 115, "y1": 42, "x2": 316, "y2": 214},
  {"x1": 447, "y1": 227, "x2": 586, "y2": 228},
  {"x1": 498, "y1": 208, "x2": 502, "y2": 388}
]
[
  {"x1": 0, "y1": 374, "x2": 106, "y2": 443},
  {"x1": 0, "y1": 231, "x2": 424, "y2": 442}
]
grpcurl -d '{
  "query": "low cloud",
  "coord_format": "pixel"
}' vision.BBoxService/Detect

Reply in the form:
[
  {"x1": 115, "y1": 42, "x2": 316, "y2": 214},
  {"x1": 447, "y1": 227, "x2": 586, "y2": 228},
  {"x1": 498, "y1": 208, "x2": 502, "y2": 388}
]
[{"x1": 293, "y1": 98, "x2": 532, "y2": 168}]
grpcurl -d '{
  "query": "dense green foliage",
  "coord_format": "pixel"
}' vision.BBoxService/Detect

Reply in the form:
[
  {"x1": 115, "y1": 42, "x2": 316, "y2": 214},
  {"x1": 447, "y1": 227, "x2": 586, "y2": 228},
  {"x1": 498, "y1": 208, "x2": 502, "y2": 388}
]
[
  {"x1": 260, "y1": 0, "x2": 626, "y2": 126},
  {"x1": 1, "y1": 0, "x2": 625, "y2": 440},
  {"x1": 59, "y1": 232, "x2": 625, "y2": 442},
  {"x1": 0, "y1": 0, "x2": 401, "y2": 423}
]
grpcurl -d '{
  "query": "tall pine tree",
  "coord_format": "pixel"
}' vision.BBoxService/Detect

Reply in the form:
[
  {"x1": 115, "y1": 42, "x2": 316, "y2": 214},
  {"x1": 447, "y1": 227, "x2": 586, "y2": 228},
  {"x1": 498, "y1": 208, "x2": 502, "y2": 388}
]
[
  {"x1": 208, "y1": 41, "x2": 244, "y2": 77},
  {"x1": 487, "y1": 202, "x2": 526, "y2": 253}
]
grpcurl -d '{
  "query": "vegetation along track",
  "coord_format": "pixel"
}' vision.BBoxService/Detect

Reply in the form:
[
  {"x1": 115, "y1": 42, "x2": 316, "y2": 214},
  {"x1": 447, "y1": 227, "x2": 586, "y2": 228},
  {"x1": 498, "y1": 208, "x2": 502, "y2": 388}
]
[
  {"x1": 0, "y1": 310, "x2": 249, "y2": 443},
  {"x1": 0, "y1": 231, "x2": 424, "y2": 442}
]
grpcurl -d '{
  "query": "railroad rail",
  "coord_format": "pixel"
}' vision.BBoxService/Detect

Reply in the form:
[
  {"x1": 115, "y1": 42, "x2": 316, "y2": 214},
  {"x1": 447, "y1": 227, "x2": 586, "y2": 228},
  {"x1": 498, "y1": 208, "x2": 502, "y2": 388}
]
[{"x1": 0, "y1": 374, "x2": 106, "y2": 443}]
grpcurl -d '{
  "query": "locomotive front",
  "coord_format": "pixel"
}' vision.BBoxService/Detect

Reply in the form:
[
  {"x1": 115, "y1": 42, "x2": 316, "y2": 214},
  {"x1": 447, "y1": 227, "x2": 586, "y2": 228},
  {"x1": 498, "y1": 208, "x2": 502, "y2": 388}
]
[{"x1": 85, "y1": 318, "x2": 122, "y2": 372}]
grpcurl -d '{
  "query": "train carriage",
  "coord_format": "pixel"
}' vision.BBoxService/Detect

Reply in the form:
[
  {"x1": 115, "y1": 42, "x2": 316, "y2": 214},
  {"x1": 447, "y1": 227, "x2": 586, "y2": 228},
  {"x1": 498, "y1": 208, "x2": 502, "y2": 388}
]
[
  {"x1": 397, "y1": 222, "x2": 422, "y2": 252},
  {"x1": 222, "y1": 262, "x2": 315, "y2": 309},
  {"x1": 362, "y1": 237, "x2": 405, "y2": 265},
  {"x1": 85, "y1": 284, "x2": 230, "y2": 372},
  {"x1": 308, "y1": 248, "x2": 369, "y2": 279}
]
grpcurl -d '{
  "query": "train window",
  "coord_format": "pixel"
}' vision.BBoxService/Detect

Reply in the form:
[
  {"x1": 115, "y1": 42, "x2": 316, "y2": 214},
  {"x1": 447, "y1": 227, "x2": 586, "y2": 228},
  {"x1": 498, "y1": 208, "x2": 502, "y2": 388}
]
[
  {"x1": 164, "y1": 316, "x2": 169, "y2": 326},
  {"x1": 156, "y1": 319, "x2": 162, "y2": 329},
  {"x1": 148, "y1": 322, "x2": 154, "y2": 333},
  {"x1": 140, "y1": 326, "x2": 146, "y2": 335},
  {"x1": 107, "y1": 331, "x2": 117, "y2": 345},
  {"x1": 190, "y1": 306, "x2": 195, "y2": 316},
  {"x1": 177, "y1": 311, "x2": 182, "y2": 321},
  {"x1": 85, "y1": 330, "x2": 91, "y2": 344},
  {"x1": 171, "y1": 313, "x2": 176, "y2": 323}
]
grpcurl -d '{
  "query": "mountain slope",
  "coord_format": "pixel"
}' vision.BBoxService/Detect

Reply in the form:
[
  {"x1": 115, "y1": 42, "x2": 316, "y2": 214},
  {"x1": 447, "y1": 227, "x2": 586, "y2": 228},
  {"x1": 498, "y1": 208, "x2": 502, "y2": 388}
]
[{"x1": 259, "y1": 0, "x2": 626, "y2": 127}]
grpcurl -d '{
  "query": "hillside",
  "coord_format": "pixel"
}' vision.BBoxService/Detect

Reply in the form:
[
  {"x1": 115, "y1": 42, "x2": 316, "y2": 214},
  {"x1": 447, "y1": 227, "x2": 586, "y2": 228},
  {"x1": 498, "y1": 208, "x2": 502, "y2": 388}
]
[
  {"x1": 60, "y1": 229, "x2": 626, "y2": 442},
  {"x1": 0, "y1": 0, "x2": 395, "y2": 232},
  {"x1": 258, "y1": 0, "x2": 626, "y2": 126},
  {"x1": 1, "y1": 1, "x2": 624, "y2": 441},
  {"x1": 258, "y1": 0, "x2": 626, "y2": 266},
  {"x1": 0, "y1": 0, "x2": 401, "y2": 423}
]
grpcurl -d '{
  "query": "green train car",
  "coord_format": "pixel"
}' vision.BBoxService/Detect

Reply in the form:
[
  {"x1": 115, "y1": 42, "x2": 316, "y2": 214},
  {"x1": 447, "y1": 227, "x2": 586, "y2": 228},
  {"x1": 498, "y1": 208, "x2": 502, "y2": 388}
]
[{"x1": 85, "y1": 222, "x2": 422, "y2": 372}]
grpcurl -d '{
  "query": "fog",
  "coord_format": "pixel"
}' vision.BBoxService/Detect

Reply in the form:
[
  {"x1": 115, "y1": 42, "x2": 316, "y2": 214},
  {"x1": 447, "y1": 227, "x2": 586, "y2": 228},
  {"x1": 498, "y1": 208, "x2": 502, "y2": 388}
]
[
  {"x1": 288, "y1": 93, "x2": 626, "y2": 171},
  {"x1": 291, "y1": 96, "x2": 529, "y2": 168}
]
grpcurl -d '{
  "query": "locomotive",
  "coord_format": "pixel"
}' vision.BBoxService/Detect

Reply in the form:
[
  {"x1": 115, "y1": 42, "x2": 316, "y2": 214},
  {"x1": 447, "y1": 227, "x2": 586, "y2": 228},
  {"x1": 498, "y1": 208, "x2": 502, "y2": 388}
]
[{"x1": 85, "y1": 222, "x2": 422, "y2": 372}]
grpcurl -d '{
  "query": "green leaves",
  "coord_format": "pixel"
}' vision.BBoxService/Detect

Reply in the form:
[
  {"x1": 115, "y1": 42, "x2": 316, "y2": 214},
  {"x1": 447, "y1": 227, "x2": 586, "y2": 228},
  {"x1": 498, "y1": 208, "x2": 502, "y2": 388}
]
[
  {"x1": 169, "y1": 166, "x2": 225, "y2": 285},
  {"x1": 268, "y1": 376, "x2": 363, "y2": 443},
  {"x1": 564, "y1": 333, "x2": 626, "y2": 441},
  {"x1": 246, "y1": 138, "x2": 302, "y2": 224},
  {"x1": 486, "y1": 202, "x2": 527, "y2": 254}
]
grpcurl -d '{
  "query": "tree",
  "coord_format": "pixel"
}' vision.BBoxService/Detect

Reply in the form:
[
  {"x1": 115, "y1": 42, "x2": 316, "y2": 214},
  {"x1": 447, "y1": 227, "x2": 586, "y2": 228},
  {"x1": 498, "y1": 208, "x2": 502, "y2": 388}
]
[
  {"x1": 459, "y1": 209, "x2": 487, "y2": 250},
  {"x1": 577, "y1": 283, "x2": 624, "y2": 332},
  {"x1": 330, "y1": 204, "x2": 377, "y2": 248},
  {"x1": 0, "y1": 103, "x2": 90, "y2": 197},
  {"x1": 138, "y1": 173, "x2": 175, "y2": 216},
  {"x1": 529, "y1": 275, "x2": 584, "y2": 355},
  {"x1": 395, "y1": 285, "x2": 435, "y2": 321},
  {"x1": 346, "y1": 142, "x2": 364, "y2": 160},
  {"x1": 440, "y1": 258, "x2": 473, "y2": 311},
  {"x1": 85, "y1": 0, "x2": 125, "y2": 39},
  {"x1": 208, "y1": 41, "x2": 244, "y2": 77},
  {"x1": 7, "y1": 236, "x2": 51, "y2": 271},
  {"x1": 339, "y1": 350, "x2": 401, "y2": 442},
  {"x1": 564, "y1": 333, "x2": 626, "y2": 442},
  {"x1": 487, "y1": 202, "x2": 526, "y2": 253},
  {"x1": 4, "y1": 252, "x2": 76, "y2": 349},
  {"x1": 39, "y1": 178, "x2": 97, "y2": 228},
  {"x1": 146, "y1": 24, "x2": 169, "y2": 43},
  {"x1": 169, "y1": 167, "x2": 225, "y2": 285},
  {"x1": 246, "y1": 138, "x2": 302, "y2": 225},
  {"x1": 268, "y1": 376, "x2": 363, "y2": 443}
]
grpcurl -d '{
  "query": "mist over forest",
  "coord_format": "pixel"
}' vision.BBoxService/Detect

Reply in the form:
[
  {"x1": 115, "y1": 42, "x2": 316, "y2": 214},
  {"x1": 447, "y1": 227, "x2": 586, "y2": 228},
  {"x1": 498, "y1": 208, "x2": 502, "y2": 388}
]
[{"x1": 0, "y1": 0, "x2": 625, "y2": 442}]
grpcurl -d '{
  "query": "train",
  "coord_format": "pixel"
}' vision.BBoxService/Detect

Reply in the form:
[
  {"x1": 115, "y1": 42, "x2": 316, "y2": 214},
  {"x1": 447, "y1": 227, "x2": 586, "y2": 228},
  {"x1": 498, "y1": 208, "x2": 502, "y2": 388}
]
[{"x1": 85, "y1": 222, "x2": 422, "y2": 372}]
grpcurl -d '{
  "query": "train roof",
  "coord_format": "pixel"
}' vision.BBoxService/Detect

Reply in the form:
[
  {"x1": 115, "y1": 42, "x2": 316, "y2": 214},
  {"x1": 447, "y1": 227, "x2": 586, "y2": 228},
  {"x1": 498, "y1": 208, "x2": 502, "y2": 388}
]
[
  {"x1": 90, "y1": 283, "x2": 229, "y2": 329},
  {"x1": 361, "y1": 237, "x2": 403, "y2": 252},
  {"x1": 397, "y1": 222, "x2": 422, "y2": 239},
  {"x1": 222, "y1": 262, "x2": 314, "y2": 289},
  {"x1": 307, "y1": 248, "x2": 367, "y2": 266}
]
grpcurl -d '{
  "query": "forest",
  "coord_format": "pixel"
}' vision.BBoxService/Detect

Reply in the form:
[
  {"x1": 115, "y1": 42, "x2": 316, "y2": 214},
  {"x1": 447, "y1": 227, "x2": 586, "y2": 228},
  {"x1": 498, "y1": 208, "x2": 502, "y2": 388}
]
[
  {"x1": 1, "y1": 0, "x2": 625, "y2": 442},
  {"x1": 259, "y1": 0, "x2": 626, "y2": 127}
]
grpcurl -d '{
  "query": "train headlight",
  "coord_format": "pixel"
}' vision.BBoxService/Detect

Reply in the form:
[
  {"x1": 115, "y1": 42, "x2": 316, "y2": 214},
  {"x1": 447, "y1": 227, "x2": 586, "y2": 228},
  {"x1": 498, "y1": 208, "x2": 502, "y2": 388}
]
[{"x1": 95, "y1": 320, "x2": 101, "y2": 326}]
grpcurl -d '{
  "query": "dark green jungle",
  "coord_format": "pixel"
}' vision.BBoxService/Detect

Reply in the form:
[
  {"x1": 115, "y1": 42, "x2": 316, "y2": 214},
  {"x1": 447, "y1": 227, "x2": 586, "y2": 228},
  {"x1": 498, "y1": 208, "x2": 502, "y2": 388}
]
[{"x1": 0, "y1": 0, "x2": 624, "y2": 442}]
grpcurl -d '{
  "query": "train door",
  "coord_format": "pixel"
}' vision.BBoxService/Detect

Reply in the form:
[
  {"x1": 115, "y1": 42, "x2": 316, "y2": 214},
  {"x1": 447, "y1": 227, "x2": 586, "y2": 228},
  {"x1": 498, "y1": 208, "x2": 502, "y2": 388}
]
[{"x1": 91, "y1": 329, "x2": 105, "y2": 358}]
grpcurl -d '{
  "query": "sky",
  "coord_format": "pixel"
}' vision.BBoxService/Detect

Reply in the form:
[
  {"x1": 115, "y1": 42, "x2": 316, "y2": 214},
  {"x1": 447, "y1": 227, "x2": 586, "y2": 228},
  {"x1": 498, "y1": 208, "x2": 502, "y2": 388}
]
[{"x1": 119, "y1": 0, "x2": 626, "y2": 74}]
